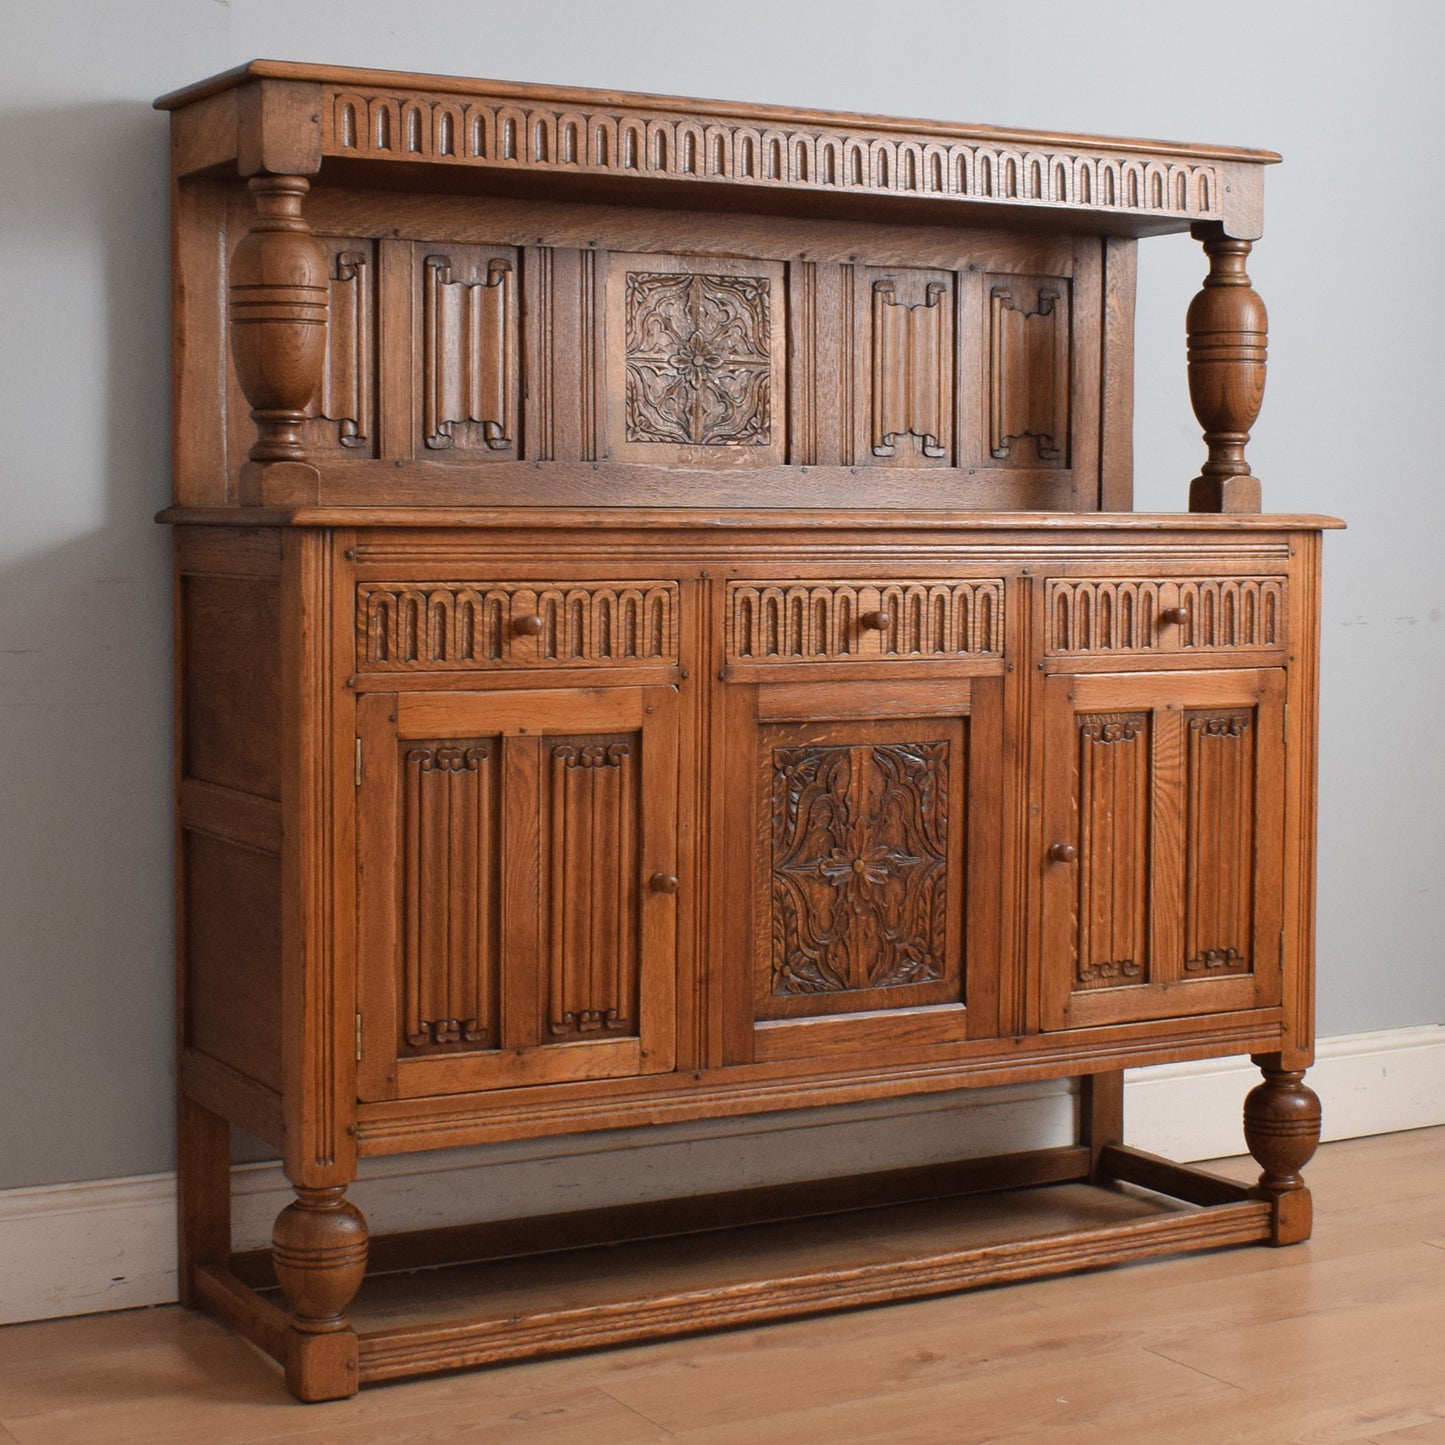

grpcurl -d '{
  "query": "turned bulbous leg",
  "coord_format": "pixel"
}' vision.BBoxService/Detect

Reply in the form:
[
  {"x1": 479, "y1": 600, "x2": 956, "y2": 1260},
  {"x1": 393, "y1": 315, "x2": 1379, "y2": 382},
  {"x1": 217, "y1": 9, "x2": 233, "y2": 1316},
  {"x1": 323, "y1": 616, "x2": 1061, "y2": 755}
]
[
  {"x1": 1186, "y1": 222, "x2": 1267, "y2": 513},
  {"x1": 272, "y1": 1186, "x2": 368, "y2": 1401},
  {"x1": 1243, "y1": 1064, "x2": 1321, "y2": 1246}
]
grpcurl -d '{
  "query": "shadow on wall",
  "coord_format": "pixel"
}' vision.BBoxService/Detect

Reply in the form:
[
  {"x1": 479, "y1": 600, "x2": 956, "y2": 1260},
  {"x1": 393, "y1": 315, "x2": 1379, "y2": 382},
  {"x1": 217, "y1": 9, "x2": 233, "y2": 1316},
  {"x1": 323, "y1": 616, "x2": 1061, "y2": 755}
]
[{"x1": 0, "y1": 99, "x2": 180, "y2": 1188}]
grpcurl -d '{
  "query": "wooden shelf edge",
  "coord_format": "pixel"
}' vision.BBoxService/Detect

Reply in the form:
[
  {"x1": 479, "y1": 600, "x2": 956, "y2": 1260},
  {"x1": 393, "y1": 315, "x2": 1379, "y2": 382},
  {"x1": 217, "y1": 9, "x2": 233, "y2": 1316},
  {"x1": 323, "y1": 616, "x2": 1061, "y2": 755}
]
[
  {"x1": 229, "y1": 1145, "x2": 1096, "y2": 1289},
  {"x1": 354, "y1": 1199, "x2": 1273, "y2": 1384}
]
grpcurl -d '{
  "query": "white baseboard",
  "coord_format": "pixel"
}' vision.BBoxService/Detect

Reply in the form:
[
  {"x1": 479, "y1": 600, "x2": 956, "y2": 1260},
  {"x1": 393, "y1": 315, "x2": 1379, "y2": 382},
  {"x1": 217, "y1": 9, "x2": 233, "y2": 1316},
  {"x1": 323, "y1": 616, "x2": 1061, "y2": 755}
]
[{"x1": 3, "y1": 1024, "x2": 1440, "y2": 1327}]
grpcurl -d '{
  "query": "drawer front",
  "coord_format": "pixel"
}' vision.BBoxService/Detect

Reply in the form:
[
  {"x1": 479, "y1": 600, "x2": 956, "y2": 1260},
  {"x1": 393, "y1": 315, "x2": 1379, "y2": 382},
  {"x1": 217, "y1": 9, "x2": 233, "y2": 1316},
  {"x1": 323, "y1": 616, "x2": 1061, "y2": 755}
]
[
  {"x1": 357, "y1": 581, "x2": 680, "y2": 671},
  {"x1": 1044, "y1": 576, "x2": 1286, "y2": 657},
  {"x1": 726, "y1": 579, "x2": 1004, "y2": 664}
]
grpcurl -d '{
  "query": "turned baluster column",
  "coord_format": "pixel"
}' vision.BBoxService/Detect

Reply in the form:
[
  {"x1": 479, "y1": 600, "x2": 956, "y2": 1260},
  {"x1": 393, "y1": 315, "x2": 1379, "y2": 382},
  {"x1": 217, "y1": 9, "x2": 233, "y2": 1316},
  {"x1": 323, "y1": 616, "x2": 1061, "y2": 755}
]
[
  {"x1": 1243, "y1": 1058, "x2": 1321, "y2": 1245},
  {"x1": 271, "y1": 1185, "x2": 369, "y2": 1401},
  {"x1": 229, "y1": 174, "x2": 328, "y2": 505},
  {"x1": 1186, "y1": 221, "x2": 1267, "y2": 513}
]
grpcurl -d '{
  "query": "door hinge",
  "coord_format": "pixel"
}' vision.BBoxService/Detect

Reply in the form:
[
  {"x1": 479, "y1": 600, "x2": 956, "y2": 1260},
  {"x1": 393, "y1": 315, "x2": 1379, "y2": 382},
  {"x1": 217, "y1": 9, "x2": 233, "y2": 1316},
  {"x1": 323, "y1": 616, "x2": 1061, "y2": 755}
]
[
  {"x1": 355, "y1": 1012, "x2": 363, "y2": 1062},
  {"x1": 1279, "y1": 930, "x2": 1286, "y2": 966},
  {"x1": 355, "y1": 737, "x2": 363, "y2": 787},
  {"x1": 1283, "y1": 701, "x2": 1289, "y2": 742}
]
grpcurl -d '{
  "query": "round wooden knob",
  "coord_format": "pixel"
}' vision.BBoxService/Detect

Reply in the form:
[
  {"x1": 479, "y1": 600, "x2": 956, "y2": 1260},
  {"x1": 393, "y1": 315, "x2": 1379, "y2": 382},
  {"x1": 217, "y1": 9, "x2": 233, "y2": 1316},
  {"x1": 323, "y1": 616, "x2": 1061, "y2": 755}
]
[
  {"x1": 1159, "y1": 606, "x2": 1190, "y2": 626},
  {"x1": 649, "y1": 872, "x2": 680, "y2": 894},
  {"x1": 1048, "y1": 843, "x2": 1078, "y2": 864},
  {"x1": 859, "y1": 610, "x2": 891, "y2": 631},
  {"x1": 511, "y1": 614, "x2": 545, "y2": 636}
]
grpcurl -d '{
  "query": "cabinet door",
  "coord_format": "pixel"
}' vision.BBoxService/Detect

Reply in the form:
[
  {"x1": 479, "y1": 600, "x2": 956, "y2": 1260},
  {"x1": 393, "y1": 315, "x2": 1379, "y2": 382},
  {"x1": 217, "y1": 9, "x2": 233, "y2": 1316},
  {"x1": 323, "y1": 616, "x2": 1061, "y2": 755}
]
[
  {"x1": 1040, "y1": 669, "x2": 1285, "y2": 1030},
  {"x1": 720, "y1": 677, "x2": 1003, "y2": 1065},
  {"x1": 356, "y1": 686, "x2": 678, "y2": 1099}
]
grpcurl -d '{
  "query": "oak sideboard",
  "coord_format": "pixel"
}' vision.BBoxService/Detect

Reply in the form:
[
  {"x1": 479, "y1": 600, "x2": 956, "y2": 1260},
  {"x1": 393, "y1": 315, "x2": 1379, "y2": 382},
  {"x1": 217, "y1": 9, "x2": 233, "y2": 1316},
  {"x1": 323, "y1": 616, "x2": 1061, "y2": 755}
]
[{"x1": 155, "y1": 61, "x2": 1336, "y2": 1400}]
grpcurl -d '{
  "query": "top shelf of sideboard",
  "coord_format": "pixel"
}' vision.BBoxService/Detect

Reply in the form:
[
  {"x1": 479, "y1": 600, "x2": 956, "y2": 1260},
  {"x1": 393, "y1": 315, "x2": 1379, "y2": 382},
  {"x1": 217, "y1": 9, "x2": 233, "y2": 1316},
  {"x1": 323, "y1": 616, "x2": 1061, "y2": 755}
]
[{"x1": 156, "y1": 60, "x2": 1279, "y2": 241}]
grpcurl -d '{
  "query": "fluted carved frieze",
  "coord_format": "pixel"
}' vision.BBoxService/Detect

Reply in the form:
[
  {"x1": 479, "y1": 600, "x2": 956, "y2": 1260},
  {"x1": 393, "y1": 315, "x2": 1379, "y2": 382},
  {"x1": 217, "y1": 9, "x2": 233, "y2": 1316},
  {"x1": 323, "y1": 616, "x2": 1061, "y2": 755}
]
[
  {"x1": 324, "y1": 87, "x2": 1226, "y2": 225},
  {"x1": 357, "y1": 581, "x2": 678, "y2": 670}
]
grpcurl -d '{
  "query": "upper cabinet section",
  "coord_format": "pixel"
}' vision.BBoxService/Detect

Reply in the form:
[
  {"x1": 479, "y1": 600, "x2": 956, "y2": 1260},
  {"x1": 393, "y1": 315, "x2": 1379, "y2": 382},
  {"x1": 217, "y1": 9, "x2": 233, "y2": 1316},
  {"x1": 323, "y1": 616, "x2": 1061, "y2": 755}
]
[{"x1": 156, "y1": 63, "x2": 1280, "y2": 515}]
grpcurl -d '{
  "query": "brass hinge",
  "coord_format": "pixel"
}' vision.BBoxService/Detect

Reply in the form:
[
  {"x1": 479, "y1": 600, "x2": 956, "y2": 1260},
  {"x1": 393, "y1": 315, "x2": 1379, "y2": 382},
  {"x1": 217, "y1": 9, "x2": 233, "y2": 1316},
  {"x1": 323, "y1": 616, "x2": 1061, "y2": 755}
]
[
  {"x1": 355, "y1": 1012, "x2": 363, "y2": 1063},
  {"x1": 355, "y1": 737, "x2": 363, "y2": 787}
]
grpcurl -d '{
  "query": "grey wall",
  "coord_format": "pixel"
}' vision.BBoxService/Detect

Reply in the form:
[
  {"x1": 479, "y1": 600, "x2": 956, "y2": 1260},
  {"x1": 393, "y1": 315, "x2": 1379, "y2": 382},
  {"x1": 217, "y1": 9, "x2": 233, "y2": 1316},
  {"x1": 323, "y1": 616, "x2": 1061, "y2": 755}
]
[{"x1": 2, "y1": 0, "x2": 1440, "y2": 1191}]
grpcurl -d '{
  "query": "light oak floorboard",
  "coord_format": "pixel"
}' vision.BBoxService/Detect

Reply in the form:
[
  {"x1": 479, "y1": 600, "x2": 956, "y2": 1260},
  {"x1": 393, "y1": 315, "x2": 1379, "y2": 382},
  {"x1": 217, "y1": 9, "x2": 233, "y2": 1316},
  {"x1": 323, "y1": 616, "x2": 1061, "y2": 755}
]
[{"x1": 0, "y1": 1129, "x2": 1440, "y2": 1444}]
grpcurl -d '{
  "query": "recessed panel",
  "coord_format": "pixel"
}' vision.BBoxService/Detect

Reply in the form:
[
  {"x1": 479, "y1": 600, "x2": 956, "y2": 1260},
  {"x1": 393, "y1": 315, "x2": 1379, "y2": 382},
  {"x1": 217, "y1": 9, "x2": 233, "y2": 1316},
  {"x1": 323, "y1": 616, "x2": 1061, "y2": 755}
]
[
  {"x1": 605, "y1": 252, "x2": 788, "y2": 467},
  {"x1": 756, "y1": 716, "x2": 966, "y2": 1021}
]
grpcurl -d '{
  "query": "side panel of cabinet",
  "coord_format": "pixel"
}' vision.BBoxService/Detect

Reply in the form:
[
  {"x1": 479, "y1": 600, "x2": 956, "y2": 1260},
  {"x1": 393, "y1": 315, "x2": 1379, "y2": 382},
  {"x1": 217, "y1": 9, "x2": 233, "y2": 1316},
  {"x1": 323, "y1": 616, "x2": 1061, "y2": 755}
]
[
  {"x1": 720, "y1": 676, "x2": 1003, "y2": 1064},
  {"x1": 1040, "y1": 668, "x2": 1285, "y2": 1030},
  {"x1": 356, "y1": 686, "x2": 678, "y2": 1098}
]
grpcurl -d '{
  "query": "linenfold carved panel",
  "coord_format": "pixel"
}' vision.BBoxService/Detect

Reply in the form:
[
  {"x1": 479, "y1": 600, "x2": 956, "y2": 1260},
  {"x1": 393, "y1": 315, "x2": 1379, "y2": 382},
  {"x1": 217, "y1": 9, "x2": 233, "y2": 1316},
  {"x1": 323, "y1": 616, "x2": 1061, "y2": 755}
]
[
  {"x1": 325, "y1": 87, "x2": 1225, "y2": 224},
  {"x1": 421, "y1": 247, "x2": 519, "y2": 456},
  {"x1": 1046, "y1": 577, "x2": 1285, "y2": 653},
  {"x1": 320, "y1": 249, "x2": 372, "y2": 449},
  {"x1": 988, "y1": 276, "x2": 1071, "y2": 465},
  {"x1": 606, "y1": 254, "x2": 787, "y2": 466},
  {"x1": 296, "y1": 240, "x2": 376, "y2": 457},
  {"x1": 869, "y1": 275, "x2": 951, "y2": 462},
  {"x1": 399, "y1": 741, "x2": 501, "y2": 1053},
  {"x1": 357, "y1": 581, "x2": 679, "y2": 670},
  {"x1": 1074, "y1": 712, "x2": 1150, "y2": 989},
  {"x1": 543, "y1": 734, "x2": 641, "y2": 1039},
  {"x1": 727, "y1": 580, "x2": 1003, "y2": 662},
  {"x1": 1182, "y1": 711, "x2": 1255, "y2": 977},
  {"x1": 767, "y1": 740, "x2": 953, "y2": 1005}
]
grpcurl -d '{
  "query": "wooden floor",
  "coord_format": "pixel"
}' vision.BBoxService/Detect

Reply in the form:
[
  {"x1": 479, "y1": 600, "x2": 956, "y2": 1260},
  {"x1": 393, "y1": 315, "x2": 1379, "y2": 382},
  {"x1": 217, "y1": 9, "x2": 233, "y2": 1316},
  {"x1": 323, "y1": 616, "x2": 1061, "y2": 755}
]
[{"x1": 0, "y1": 1128, "x2": 1441, "y2": 1444}]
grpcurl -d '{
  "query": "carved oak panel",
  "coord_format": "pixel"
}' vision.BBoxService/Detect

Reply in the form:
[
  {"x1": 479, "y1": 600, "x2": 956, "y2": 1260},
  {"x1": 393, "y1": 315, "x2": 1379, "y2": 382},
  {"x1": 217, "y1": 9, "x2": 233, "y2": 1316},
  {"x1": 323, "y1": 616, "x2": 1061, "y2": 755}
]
[
  {"x1": 1183, "y1": 711, "x2": 1256, "y2": 977},
  {"x1": 1072, "y1": 712, "x2": 1152, "y2": 990},
  {"x1": 397, "y1": 739, "x2": 502, "y2": 1054},
  {"x1": 755, "y1": 716, "x2": 966, "y2": 1021},
  {"x1": 857, "y1": 268, "x2": 955, "y2": 466},
  {"x1": 418, "y1": 244, "x2": 520, "y2": 458},
  {"x1": 605, "y1": 253, "x2": 788, "y2": 467},
  {"x1": 541, "y1": 733, "x2": 642, "y2": 1039},
  {"x1": 987, "y1": 275, "x2": 1071, "y2": 467},
  {"x1": 308, "y1": 240, "x2": 376, "y2": 456}
]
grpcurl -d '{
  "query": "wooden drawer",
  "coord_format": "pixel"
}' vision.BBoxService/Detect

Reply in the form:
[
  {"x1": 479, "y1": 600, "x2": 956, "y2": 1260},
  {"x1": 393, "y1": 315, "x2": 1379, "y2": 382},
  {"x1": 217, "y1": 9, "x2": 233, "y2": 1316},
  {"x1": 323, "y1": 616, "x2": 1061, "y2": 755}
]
[
  {"x1": 725, "y1": 579, "x2": 1005, "y2": 663},
  {"x1": 1044, "y1": 575, "x2": 1286, "y2": 657},
  {"x1": 356, "y1": 580, "x2": 679, "y2": 671}
]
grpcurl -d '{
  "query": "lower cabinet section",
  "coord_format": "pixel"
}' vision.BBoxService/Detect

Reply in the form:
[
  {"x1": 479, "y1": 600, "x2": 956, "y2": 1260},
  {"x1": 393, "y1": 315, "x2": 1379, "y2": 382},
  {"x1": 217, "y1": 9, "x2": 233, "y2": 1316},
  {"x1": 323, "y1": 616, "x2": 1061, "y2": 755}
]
[{"x1": 172, "y1": 520, "x2": 1326, "y2": 1401}]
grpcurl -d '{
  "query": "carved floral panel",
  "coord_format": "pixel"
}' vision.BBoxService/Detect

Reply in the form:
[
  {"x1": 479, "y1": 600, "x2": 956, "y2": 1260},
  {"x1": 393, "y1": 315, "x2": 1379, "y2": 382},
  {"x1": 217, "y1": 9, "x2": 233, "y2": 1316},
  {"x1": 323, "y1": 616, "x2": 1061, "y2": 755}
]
[
  {"x1": 625, "y1": 272, "x2": 771, "y2": 445},
  {"x1": 767, "y1": 738, "x2": 955, "y2": 1007},
  {"x1": 606, "y1": 253, "x2": 787, "y2": 466}
]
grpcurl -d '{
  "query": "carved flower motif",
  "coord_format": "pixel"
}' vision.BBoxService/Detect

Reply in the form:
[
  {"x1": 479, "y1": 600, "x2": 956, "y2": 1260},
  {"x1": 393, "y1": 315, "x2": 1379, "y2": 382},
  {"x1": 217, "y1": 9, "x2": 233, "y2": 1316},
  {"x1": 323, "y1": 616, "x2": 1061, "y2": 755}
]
[
  {"x1": 819, "y1": 843, "x2": 913, "y2": 887},
  {"x1": 624, "y1": 271, "x2": 771, "y2": 446}
]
